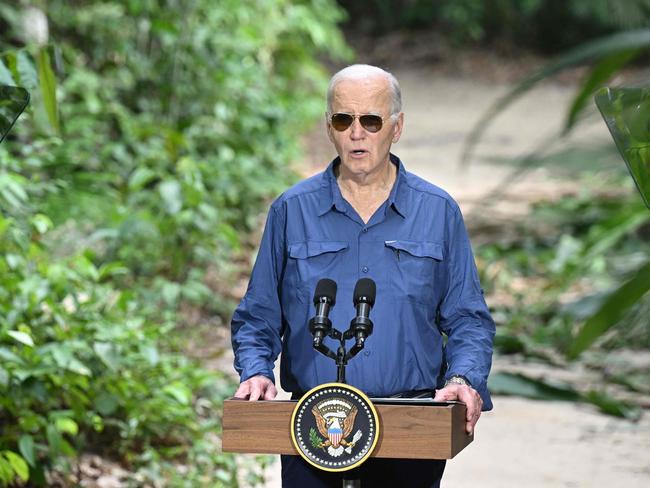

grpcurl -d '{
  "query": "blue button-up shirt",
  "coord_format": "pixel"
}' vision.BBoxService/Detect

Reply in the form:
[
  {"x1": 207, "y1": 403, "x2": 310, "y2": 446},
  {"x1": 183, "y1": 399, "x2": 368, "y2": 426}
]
[{"x1": 231, "y1": 154, "x2": 495, "y2": 409}]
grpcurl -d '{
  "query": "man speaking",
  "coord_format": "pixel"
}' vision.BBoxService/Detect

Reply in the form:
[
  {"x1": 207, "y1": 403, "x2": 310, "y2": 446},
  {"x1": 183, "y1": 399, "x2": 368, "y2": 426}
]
[{"x1": 231, "y1": 64, "x2": 495, "y2": 487}]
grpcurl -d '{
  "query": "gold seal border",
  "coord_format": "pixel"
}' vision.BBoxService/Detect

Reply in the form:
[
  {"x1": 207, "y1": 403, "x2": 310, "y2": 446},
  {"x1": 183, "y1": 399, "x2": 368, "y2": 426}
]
[{"x1": 290, "y1": 382, "x2": 381, "y2": 473}]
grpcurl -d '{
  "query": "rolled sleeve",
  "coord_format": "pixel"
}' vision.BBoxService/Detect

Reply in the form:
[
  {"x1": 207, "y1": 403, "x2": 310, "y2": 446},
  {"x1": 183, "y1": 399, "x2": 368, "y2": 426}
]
[{"x1": 231, "y1": 204, "x2": 285, "y2": 383}]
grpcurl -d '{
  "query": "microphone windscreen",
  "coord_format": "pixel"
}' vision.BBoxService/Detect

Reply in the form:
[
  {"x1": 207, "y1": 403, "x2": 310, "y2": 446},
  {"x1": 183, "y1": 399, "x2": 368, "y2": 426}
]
[
  {"x1": 314, "y1": 278, "x2": 337, "y2": 306},
  {"x1": 353, "y1": 278, "x2": 376, "y2": 306}
]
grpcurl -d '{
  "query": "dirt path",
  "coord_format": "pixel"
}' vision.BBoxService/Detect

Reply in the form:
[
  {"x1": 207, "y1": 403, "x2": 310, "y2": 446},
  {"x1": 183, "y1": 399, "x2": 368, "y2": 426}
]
[{"x1": 244, "y1": 64, "x2": 650, "y2": 487}]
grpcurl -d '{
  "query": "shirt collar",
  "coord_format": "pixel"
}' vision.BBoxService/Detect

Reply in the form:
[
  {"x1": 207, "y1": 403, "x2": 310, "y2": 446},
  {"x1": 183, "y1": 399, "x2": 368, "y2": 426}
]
[
  {"x1": 387, "y1": 153, "x2": 407, "y2": 218},
  {"x1": 317, "y1": 158, "x2": 346, "y2": 216},
  {"x1": 317, "y1": 153, "x2": 408, "y2": 218}
]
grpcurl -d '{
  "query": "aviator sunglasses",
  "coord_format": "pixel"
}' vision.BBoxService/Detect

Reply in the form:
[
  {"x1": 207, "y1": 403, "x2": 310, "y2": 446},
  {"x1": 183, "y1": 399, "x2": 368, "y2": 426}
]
[{"x1": 329, "y1": 112, "x2": 386, "y2": 133}]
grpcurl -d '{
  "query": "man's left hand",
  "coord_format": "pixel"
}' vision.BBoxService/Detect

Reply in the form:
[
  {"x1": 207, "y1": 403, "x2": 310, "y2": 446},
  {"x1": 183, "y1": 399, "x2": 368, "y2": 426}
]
[{"x1": 433, "y1": 384, "x2": 483, "y2": 435}]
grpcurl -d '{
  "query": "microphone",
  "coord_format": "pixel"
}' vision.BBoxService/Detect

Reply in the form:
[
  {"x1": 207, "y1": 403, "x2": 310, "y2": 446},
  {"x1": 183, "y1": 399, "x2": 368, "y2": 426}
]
[
  {"x1": 309, "y1": 278, "x2": 337, "y2": 347},
  {"x1": 350, "y1": 278, "x2": 375, "y2": 348}
]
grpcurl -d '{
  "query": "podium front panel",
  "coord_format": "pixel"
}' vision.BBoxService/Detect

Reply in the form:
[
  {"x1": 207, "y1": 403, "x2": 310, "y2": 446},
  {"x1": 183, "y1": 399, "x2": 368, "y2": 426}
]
[{"x1": 222, "y1": 399, "x2": 473, "y2": 459}]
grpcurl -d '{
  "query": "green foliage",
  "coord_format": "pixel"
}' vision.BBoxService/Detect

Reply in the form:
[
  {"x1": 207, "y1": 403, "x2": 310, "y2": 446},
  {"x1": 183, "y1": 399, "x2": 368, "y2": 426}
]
[
  {"x1": 309, "y1": 427, "x2": 324, "y2": 449},
  {"x1": 595, "y1": 86, "x2": 650, "y2": 208},
  {"x1": 0, "y1": 0, "x2": 350, "y2": 485},
  {"x1": 0, "y1": 159, "x2": 241, "y2": 485},
  {"x1": 479, "y1": 179, "x2": 650, "y2": 412},
  {"x1": 568, "y1": 260, "x2": 650, "y2": 359},
  {"x1": 338, "y1": 0, "x2": 650, "y2": 51},
  {"x1": 0, "y1": 46, "x2": 58, "y2": 136}
]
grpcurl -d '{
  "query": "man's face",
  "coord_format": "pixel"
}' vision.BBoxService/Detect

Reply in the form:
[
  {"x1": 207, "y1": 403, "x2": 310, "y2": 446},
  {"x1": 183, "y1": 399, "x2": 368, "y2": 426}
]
[{"x1": 327, "y1": 77, "x2": 403, "y2": 178}]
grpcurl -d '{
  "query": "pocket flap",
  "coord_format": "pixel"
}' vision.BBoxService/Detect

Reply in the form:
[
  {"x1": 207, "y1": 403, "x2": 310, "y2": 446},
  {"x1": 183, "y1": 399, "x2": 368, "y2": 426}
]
[
  {"x1": 288, "y1": 241, "x2": 349, "y2": 259},
  {"x1": 384, "y1": 240, "x2": 443, "y2": 260}
]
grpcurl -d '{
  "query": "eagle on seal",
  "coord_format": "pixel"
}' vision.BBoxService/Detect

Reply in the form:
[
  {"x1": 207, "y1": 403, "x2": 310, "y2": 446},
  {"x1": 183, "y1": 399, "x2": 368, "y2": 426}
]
[{"x1": 312, "y1": 405, "x2": 360, "y2": 457}]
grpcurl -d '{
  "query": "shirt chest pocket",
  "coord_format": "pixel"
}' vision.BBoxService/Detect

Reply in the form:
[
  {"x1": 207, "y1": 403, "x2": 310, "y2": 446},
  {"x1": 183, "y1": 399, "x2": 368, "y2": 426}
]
[
  {"x1": 286, "y1": 241, "x2": 349, "y2": 301},
  {"x1": 384, "y1": 240, "x2": 444, "y2": 305}
]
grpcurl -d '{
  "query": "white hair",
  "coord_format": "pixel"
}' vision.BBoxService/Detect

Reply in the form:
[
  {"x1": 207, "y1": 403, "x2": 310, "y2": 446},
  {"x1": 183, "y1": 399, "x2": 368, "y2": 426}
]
[{"x1": 327, "y1": 64, "x2": 402, "y2": 119}]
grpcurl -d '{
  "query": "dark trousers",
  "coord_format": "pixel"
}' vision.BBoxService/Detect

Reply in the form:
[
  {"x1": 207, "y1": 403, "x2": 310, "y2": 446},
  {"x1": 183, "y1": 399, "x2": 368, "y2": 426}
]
[{"x1": 281, "y1": 455, "x2": 445, "y2": 487}]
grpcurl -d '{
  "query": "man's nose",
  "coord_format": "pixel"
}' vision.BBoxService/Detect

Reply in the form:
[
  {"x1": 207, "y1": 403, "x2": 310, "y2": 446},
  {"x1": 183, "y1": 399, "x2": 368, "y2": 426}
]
[{"x1": 350, "y1": 117, "x2": 365, "y2": 139}]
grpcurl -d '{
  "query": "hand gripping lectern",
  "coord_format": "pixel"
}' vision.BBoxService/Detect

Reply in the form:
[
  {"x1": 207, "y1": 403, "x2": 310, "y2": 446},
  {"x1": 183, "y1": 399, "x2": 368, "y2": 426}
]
[{"x1": 223, "y1": 278, "x2": 474, "y2": 484}]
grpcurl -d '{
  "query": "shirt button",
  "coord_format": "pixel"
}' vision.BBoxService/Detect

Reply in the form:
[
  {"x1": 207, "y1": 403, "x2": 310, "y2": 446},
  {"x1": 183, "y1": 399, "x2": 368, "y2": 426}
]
[
  {"x1": 362, "y1": 227, "x2": 368, "y2": 233},
  {"x1": 364, "y1": 350, "x2": 370, "y2": 356},
  {"x1": 361, "y1": 266, "x2": 369, "y2": 273}
]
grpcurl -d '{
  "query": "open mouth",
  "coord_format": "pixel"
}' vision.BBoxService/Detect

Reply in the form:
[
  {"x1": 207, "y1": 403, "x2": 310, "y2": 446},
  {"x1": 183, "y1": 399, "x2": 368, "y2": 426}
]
[{"x1": 351, "y1": 149, "x2": 367, "y2": 156}]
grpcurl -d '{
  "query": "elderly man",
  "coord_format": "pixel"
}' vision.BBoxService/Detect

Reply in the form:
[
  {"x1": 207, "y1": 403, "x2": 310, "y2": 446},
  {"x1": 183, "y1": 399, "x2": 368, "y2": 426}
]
[{"x1": 231, "y1": 64, "x2": 495, "y2": 487}]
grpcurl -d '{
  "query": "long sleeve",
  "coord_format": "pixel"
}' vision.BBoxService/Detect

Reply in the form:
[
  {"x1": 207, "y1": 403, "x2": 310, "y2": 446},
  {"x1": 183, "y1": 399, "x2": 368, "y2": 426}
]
[
  {"x1": 231, "y1": 203, "x2": 286, "y2": 383},
  {"x1": 438, "y1": 203, "x2": 495, "y2": 410}
]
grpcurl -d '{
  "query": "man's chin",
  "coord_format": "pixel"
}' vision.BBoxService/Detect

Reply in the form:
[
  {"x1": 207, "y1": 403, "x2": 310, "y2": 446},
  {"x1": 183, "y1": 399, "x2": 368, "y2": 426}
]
[{"x1": 340, "y1": 156, "x2": 379, "y2": 175}]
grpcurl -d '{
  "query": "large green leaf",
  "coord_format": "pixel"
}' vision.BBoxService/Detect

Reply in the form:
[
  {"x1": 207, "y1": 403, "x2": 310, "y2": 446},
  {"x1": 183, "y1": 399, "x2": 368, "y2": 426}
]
[
  {"x1": 462, "y1": 28, "x2": 650, "y2": 165},
  {"x1": 488, "y1": 371, "x2": 581, "y2": 401},
  {"x1": 567, "y1": 260, "x2": 650, "y2": 359},
  {"x1": 2, "y1": 451, "x2": 29, "y2": 482},
  {"x1": 15, "y1": 51, "x2": 37, "y2": 90},
  {"x1": 564, "y1": 49, "x2": 639, "y2": 133},
  {"x1": 0, "y1": 456, "x2": 12, "y2": 484},
  {"x1": 595, "y1": 87, "x2": 650, "y2": 208},
  {"x1": 6, "y1": 330, "x2": 34, "y2": 347},
  {"x1": 36, "y1": 47, "x2": 59, "y2": 133},
  {"x1": 0, "y1": 58, "x2": 15, "y2": 85},
  {"x1": 17, "y1": 436, "x2": 36, "y2": 468},
  {"x1": 55, "y1": 417, "x2": 79, "y2": 436},
  {"x1": 489, "y1": 372, "x2": 641, "y2": 419},
  {"x1": 581, "y1": 203, "x2": 649, "y2": 261},
  {"x1": 93, "y1": 342, "x2": 120, "y2": 370}
]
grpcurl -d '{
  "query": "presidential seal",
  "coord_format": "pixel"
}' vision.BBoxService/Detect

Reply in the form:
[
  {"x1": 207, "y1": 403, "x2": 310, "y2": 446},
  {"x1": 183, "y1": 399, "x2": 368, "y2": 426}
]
[{"x1": 290, "y1": 382, "x2": 380, "y2": 472}]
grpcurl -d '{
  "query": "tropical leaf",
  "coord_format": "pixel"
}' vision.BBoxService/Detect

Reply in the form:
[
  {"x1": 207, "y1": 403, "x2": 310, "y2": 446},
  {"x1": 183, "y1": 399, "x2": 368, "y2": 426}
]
[
  {"x1": 36, "y1": 47, "x2": 59, "y2": 133},
  {"x1": 581, "y1": 203, "x2": 649, "y2": 261},
  {"x1": 2, "y1": 451, "x2": 29, "y2": 482},
  {"x1": 16, "y1": 51, "x2": 37, "y2": 91},
  {"x1": 489, "y1": 372, "x2": 641, "y2": 419},
  {"x1": 0, "y1": 58, "x2": 14, "y2": 85},
  {"x1": 17, "y1": 436, "x2": 35, "y2": 468},
  {"x1": 564, "y1": 49, "x2": 639, "y2": 133},
  {"x1": 595, "y1": 86, "x2": 650, "y2": 208},
  {"x1": 488, "y1": 371, "x2": 581, "y2": 402},
  {"x1": 6, "y1": 330, "x2": 34, "y2": 347},
  {"x1": 462, "y1": 28, "x2": 650, "y2": 165},
  {"x1": 567, "y1": 260, "x2": 650, "y2": 359}
]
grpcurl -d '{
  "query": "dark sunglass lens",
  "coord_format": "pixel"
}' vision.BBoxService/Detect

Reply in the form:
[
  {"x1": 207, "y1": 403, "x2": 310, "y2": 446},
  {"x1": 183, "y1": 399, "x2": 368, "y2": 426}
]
[
  {"x1": 331, "y1": 113, "x2": 354, "y2": 131},
  {"x1": 360, "y1": 115, "x2": 383, "y2": 133}
]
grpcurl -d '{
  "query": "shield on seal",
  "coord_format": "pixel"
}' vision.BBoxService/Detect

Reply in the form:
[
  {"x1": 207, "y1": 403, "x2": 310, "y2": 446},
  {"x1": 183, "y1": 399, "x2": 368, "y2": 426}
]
[{"x1": 327, "y1": 421, "x2": 343, "y2": 447}]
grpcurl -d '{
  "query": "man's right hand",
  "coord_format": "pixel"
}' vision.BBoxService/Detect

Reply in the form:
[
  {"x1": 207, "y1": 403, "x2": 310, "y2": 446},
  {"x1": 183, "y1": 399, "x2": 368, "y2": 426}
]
[{"x1": 234, "y1": 374, "x2": 277, "y2": 401}]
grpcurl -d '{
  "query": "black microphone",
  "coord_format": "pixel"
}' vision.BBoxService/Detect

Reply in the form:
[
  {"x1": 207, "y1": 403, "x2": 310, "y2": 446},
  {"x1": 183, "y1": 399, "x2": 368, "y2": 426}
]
[
  {"x1": 309, "y1": 278, "x2": 337, "y2": 347},
  {"x1": 350, "y1": 278, "x2": 375, "y2": 348}
]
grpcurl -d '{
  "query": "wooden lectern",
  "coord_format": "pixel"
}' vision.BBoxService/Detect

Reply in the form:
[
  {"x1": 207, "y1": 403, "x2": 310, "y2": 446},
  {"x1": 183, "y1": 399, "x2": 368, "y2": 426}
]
[{"x1": 222, "y1": 398, "x2": 472, "y2": 460}]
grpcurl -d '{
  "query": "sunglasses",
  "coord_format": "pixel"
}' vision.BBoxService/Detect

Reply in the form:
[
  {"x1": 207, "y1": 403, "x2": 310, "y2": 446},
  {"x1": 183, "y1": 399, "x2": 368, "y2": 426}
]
[{"x1": 329, "y1": 113, "x2": 385, "y2": 133}]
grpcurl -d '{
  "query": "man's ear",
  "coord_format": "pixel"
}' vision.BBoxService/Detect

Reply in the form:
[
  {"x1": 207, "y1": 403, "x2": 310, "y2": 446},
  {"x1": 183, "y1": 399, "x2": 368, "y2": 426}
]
[
  {"x1": 392, "y1": 112, "x2": 404, "y2": 143},
  {"x1": 325, "y1": 112, "x2": 335, "y2": 143}
]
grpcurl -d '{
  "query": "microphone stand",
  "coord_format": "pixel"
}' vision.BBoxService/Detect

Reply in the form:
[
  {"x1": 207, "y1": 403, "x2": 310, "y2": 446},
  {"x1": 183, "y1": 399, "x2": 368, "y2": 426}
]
[
  {"x1": 311, "y1": 325, "x2": 372, "y2": 487},
  {"x1": 311, "y1": 325, "x2": 372, "y2": 384},
  {"x1": 308, "y1": 283, "x2": 375, "y2": 488}
]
